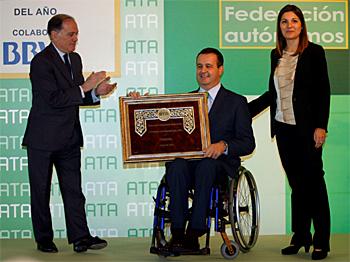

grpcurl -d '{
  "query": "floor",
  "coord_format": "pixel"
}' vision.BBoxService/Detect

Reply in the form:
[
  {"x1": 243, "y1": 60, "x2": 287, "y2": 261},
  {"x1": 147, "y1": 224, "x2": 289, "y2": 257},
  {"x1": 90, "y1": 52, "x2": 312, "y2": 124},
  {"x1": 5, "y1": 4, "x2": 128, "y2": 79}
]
[{"x1": 1, "y1": 234, "x2": 349, "y2": 262}]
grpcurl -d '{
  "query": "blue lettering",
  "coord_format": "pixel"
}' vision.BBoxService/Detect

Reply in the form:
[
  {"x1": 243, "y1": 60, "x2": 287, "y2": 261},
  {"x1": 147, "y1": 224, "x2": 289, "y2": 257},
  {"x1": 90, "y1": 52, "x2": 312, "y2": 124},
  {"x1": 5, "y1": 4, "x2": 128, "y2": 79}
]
[
  {"x1": 3, "y1": 42, "x2": 20, "y2": 65},
  {"x1": 22, "y1": 42, "x2": 45, "y2": 64},
  {"x1": 3, "y1": 42, "x2": 46, "y2": 65}
]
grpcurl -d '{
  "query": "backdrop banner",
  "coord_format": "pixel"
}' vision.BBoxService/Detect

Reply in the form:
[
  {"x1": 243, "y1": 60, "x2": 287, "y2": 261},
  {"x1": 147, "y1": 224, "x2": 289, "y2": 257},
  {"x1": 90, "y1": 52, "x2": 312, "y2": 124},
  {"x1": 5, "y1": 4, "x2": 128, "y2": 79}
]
[{"x1": 0, "y1": 0, "x2": 348, "y2": 240}]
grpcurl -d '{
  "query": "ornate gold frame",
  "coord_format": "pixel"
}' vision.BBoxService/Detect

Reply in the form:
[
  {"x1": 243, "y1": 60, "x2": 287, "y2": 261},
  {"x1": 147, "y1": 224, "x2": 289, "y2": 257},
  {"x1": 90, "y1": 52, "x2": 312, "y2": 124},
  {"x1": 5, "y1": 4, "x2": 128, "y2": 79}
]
[{"x1": 119, "y1": 93, "x2": 211, "y2": 163}]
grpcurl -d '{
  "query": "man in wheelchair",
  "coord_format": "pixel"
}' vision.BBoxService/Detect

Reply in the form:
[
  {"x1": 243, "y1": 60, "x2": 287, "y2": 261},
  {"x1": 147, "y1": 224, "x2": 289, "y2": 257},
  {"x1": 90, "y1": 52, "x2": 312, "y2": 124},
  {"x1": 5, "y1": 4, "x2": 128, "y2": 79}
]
[{"x1": 162, "y1": 47, "x2": 255, "y2": 255}]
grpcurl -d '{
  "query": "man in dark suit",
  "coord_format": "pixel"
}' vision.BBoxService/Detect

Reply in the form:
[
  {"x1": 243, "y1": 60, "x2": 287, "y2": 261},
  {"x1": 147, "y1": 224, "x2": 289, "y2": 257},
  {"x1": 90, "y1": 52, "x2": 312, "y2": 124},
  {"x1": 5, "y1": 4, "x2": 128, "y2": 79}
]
[
  {"x1": 165, "y1": 47, "x2": 255, "y2": 254},
  {"x1": 22, "y1": 14, "x2": 116, "y2": 253}
]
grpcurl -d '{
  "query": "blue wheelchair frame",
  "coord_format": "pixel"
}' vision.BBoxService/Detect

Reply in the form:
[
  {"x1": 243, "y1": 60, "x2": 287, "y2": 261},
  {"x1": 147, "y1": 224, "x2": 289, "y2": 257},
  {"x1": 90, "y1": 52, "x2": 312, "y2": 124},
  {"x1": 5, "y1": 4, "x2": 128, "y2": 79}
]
[{"x1": 150, "y1": 166, "x2": 260, "y2": 259}]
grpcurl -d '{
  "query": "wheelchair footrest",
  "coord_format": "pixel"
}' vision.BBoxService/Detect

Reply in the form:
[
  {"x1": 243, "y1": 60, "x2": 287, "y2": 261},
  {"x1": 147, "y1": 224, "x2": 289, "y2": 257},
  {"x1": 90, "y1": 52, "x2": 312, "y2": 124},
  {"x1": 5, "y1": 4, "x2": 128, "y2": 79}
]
[
  {"x1": 150, "y1": 246, "x2": 180, "y2": 257},
  {"x1": 150, "y1": 246, "x2": 210, "y2": 257}
]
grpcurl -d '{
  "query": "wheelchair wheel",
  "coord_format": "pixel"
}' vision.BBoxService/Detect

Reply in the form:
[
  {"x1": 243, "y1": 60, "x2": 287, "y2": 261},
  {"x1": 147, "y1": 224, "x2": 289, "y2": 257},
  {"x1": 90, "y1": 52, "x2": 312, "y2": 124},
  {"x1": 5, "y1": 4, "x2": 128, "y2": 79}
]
[
  {"x1": 150, "y1": 181, "x2": 172, "y2": 253},
  {"x1": 229, "y1": 166, "x2": 260, "y2": 252},
  {"x1": 220, "y1": 240, "x2": 240, "y2": 259}
]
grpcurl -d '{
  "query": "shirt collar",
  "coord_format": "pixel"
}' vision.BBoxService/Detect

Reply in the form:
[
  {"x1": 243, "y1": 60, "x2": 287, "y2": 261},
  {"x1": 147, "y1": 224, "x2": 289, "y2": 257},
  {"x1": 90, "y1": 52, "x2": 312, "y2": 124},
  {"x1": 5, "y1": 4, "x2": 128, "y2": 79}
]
[
  {"x1": 199, "y1": 82, "x2": 221, "y2": 100},
  {"x1": 52, "y1": 42, "x2": 67, "y2": 62}
]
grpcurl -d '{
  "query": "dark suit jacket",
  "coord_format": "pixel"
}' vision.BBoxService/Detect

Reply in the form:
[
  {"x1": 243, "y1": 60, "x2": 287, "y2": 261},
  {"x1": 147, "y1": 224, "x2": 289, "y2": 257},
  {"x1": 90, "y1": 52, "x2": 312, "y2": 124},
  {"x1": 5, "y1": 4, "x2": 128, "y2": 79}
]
[
  {"x1": 22, "y1": 43, "x2": 99, "y2": 151},
  {"x1": 249, "y1": 42, "x2": 330, "y2": 137},
  {"x1": 196, "y1": 85, "x2": 255, "y2": 177}
]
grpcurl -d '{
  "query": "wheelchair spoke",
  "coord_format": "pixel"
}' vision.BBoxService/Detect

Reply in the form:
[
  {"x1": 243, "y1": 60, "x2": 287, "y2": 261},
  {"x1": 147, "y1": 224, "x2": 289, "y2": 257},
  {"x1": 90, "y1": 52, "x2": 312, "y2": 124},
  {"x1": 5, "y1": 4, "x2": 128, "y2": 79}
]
[{"x1": 229, "y1": 167, "x2": 260, "y2": 252}]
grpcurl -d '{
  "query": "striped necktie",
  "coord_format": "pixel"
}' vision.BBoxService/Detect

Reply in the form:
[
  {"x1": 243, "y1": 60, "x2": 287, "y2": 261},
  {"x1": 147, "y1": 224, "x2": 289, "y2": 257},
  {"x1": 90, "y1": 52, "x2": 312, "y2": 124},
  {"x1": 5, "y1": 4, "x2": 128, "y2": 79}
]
[{"x1": 205, "y1": 91, "x2": 213, "y2": 111}]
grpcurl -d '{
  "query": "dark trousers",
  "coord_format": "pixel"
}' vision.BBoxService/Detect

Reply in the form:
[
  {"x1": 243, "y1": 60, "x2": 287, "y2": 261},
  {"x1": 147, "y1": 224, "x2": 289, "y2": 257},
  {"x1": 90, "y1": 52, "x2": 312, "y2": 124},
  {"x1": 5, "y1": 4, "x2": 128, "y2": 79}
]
[
  {"x1": 166, "y1": 158, "x2": 226, "y2": 233},
  {"x1": 27, "y1": 143, "x2": 90, "y2": 244},
  {"x1": 275, "y1": 121, "x2": 330, "y2": 251}
]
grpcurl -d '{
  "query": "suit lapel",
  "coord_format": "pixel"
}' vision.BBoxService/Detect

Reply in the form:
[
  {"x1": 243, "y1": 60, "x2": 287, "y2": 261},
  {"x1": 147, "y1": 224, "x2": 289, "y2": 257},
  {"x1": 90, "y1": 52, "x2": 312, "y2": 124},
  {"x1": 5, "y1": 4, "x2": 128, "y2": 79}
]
[
  {"x1": 193, "y1": 86, "x2": 225, "y2": 118},
  {"x1": 208, "y1": 85, "x2": 224, "y2": 118},
  {"x1": 47, "y1": 44, "x2": 75, "y2": 86}
]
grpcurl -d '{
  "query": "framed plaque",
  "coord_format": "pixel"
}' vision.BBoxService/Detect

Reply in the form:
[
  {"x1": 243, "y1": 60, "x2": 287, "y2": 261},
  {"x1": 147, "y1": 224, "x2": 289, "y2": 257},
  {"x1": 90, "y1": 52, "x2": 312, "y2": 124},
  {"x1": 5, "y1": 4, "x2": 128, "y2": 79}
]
[{"x1": 119, "y1": 93, "x2": 211, "y2": 163}]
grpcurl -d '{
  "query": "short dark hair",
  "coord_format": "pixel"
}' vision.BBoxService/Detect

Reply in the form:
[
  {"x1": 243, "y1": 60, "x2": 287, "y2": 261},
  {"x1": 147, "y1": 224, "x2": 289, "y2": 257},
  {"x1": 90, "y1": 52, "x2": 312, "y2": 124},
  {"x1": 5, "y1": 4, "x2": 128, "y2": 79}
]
[
  {"x1": 276, "y1": 5, "x2": 308, "y2": 56},
  {"x1": 196, "y1": 47, "x2": 224, "y2": 67},
  {"x1": 47, "y1": 14, "x2": 75, "y2": 37}
]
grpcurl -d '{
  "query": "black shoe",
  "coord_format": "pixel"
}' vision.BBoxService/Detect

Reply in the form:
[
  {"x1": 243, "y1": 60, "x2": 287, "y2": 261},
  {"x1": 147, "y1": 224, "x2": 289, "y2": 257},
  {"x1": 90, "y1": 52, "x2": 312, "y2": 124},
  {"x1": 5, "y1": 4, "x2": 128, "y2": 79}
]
[
  {"x1": 156, "y1": 247, "x2": 180, "y2": 257},
  {"x1": 167, "y1": 237, "x2": 200, "y2": 255},
  {"x1": 184, "y1": 236, "x2": 200, "y2": 251},
  {"x1": 73, "y1": 239, "x2": 88, "y2": 253},
  {"x1": 159, "y1": 236, "x2": 196, "y2": 255},
  {"x1": 281, "y1": 244, "x2": 310, "y2": 255},
  {"x1": 170, "y1": 242, "x2": 199, "y2": 255},
  {"x1": 312, "y1": 249, "x2": 328, "y2": 260},
  {"x1": 37, "y1": 241, "x2": 58, "y2": 253},
  {"x1": 73, "y1": 236, "x2": 107, "y2": 253}
]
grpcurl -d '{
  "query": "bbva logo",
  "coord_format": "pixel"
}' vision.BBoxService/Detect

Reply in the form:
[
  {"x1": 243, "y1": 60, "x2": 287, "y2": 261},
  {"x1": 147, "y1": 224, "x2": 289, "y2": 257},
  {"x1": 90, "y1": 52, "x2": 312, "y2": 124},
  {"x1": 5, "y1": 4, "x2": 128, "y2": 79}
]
[{"x1": 3, "y1": 42, "x2": 46, "y2": 65}]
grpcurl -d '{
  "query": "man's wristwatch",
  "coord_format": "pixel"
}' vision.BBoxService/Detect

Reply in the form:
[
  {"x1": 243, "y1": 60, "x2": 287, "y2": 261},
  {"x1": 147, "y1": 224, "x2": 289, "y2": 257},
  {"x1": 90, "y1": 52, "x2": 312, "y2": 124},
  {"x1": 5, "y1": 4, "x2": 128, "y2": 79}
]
[{"x1": 221, "y1": 140, "x2": 228, "y2": 152}]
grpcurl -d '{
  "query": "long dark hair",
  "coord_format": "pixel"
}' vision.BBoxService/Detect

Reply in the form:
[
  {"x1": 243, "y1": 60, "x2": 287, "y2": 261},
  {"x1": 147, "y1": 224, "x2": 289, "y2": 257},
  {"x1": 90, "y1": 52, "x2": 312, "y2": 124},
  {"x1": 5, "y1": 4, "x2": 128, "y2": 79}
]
[{"x1": 276, "y1": 5, "x2": 308, "y2": 56}]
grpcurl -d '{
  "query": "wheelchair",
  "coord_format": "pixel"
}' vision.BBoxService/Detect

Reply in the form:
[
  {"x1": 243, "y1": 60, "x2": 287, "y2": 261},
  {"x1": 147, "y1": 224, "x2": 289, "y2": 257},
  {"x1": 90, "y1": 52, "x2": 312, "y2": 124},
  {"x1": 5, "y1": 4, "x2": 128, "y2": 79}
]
[{"x1": 150, "y1": 165, "x2": 260, "y2": 259}]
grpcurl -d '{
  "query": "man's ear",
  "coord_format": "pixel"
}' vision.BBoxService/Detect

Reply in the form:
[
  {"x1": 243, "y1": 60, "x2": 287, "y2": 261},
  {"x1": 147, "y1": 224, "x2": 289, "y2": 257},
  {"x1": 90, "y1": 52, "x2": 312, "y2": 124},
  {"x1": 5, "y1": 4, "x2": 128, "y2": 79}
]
[
  {"x1": 50, "y1": 30, "x2": 58, "y2": 41},
  {"x1": 219, "y1": 65, "x2": 224, "y2": 76}
]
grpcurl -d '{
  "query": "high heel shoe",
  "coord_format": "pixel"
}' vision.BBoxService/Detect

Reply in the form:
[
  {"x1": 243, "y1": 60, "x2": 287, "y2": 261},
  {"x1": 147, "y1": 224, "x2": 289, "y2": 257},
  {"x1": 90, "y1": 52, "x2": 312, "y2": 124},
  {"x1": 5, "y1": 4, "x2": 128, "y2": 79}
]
[
  {"x1": 312, "y1": 249, "x2": 328, "y2": 260},
  {"x1": 281, "y1": 244, "x2": 310, "y2": 255}
]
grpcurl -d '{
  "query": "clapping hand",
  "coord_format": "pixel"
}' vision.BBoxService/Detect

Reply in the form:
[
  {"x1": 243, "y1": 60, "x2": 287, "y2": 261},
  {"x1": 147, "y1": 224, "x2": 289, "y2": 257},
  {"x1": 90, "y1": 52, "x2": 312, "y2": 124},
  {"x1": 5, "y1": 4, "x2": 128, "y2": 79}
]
[
  {"x1": 82, "y1": 71, "x2": 107, "y2": 92},
  {"x1": 95, "y1": 76, "x2": 117, "y2": 96}
]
